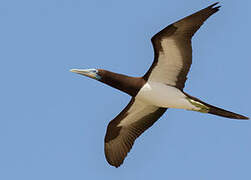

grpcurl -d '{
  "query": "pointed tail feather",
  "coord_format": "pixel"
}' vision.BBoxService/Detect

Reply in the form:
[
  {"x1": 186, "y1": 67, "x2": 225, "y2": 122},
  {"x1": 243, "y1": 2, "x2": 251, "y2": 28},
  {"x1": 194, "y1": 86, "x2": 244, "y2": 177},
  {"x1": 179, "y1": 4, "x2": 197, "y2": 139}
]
[
  {"x1": 207, "y1": 104, "x2": 249, "y2": 120},
  {"x1": 184, "y1": 93, "x2": 249, "y2": 120}
]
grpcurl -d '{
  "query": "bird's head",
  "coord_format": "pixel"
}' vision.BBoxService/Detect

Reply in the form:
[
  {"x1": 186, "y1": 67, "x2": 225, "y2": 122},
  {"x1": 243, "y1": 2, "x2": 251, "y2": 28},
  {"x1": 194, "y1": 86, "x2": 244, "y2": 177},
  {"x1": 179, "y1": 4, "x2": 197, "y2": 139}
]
[{"x1": 70, "y1": 68, "x2": 102, "y2": 80}]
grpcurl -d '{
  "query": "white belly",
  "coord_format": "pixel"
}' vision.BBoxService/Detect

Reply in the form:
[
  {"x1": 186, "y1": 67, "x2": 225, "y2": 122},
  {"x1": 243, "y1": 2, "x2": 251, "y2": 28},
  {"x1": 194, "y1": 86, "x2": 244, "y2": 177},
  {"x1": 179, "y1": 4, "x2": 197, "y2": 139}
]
[{"x1": 136, "y1": 82, "x2": 200, "y2": 110}]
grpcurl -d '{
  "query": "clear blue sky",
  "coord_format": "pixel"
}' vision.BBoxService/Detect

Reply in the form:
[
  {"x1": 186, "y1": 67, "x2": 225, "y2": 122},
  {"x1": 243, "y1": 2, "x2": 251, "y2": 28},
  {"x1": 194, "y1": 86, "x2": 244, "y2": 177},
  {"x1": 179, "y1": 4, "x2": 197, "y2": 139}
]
[{"x1": 0, "y1": 0, "x2": 250, "y2": 179}]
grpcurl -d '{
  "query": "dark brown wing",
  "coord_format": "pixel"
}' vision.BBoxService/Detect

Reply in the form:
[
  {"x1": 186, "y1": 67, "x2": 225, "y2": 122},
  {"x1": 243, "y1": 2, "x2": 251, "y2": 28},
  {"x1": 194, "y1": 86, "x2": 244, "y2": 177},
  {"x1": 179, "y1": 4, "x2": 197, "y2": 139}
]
[
  {"x1": 104, "y1": 98, "x2": 167, "y2": 167},
  {"x1": 144, "y1": 3, "x2": 220, "y2": 90}
]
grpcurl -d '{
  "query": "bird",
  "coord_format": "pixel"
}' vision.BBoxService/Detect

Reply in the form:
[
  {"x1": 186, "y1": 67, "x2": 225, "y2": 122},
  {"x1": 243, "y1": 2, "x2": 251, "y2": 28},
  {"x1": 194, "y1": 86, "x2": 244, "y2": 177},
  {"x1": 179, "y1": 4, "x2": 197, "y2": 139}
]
[{"x1": 70, "y1": 2, "x2": 249, "y2": 167}]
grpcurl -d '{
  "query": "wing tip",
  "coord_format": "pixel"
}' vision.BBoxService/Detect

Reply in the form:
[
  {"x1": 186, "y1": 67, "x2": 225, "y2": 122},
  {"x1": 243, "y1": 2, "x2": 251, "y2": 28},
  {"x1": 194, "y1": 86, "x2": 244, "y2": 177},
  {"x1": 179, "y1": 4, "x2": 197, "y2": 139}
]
[
  {"x1": 105, "y1": 155, "x2": 124, "y2": 168},
  {"x1": 197, "y1": 2, "x2": 221, "y2": 21},
  {"x1": 210, "y1": 2, "x2": 220, "y2": 7},
  {"x1": 104, "y1": 142, "x2": 128, "y2": 168},
  {"x1": 209, "y1": 2, "x2": 221, "y2": 11}
]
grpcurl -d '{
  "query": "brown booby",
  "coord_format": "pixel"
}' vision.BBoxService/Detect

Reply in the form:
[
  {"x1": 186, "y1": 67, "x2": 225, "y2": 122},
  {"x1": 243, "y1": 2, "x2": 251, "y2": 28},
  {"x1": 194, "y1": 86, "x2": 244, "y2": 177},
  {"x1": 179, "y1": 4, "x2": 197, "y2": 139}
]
[{"x1": 70, "y1": 2, "x2": 249, "y2": 167}]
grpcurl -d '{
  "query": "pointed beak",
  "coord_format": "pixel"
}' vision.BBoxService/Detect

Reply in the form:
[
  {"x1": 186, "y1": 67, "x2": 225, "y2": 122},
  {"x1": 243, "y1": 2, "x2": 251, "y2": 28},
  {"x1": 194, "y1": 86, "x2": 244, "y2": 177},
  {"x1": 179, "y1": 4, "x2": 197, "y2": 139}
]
[
  {"x1": 70, "y1": 69, "x2": 89, "y2": 75},
  {"x1": 70, "y1": 68, "x2": 101, "y2": 80}
]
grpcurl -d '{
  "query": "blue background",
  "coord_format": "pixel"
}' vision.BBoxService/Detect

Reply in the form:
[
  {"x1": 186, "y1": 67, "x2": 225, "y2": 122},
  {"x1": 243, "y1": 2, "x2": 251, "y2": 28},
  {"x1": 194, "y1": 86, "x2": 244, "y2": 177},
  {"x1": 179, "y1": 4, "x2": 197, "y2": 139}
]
[{"x1": 1, "y1": 0, "x2": 250, "y2": 179}]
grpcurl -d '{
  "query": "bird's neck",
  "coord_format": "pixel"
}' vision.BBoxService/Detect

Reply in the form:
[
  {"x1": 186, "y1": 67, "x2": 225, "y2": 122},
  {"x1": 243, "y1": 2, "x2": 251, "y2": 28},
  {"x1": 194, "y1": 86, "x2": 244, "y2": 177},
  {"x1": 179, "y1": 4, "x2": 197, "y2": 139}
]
[{"x1": 98, "y1": 70, "x2": 145, "y2": 97}]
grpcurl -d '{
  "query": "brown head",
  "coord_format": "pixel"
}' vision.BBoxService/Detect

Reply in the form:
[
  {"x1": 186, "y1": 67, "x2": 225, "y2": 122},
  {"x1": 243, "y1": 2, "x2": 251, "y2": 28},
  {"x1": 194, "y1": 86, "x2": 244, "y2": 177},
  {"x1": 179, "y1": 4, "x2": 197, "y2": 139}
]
[{"x1": 70, "y1": 68, "x2": 145, "y2": 97}]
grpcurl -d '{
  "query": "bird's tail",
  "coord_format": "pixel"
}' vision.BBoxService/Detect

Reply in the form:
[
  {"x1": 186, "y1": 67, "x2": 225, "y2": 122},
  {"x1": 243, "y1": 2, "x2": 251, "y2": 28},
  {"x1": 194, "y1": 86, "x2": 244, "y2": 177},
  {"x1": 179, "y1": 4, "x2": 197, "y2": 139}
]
[
  {"x1": 206, "y1": 103, "x2": 249, "y2": 119},
  {"x1": 184, "y1": 93, "x2": 249, "y2": 120}
]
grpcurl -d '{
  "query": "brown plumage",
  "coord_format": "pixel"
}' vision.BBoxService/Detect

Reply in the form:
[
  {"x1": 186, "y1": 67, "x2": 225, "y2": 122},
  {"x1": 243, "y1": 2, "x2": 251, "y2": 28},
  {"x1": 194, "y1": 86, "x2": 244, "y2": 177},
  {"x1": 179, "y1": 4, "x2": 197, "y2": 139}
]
[
  {"x1": 70, "y1": 2, "x2": 249, "y2": 168},
  {"x1": 104, "y1": 3, "x2": 224, "y2": 167},
  {"x1": 104, "y1": 98, "x2": 167, "y2": 167},
  {"x1": 144, "y1": 2, "x2": 220, "y2": 90}
]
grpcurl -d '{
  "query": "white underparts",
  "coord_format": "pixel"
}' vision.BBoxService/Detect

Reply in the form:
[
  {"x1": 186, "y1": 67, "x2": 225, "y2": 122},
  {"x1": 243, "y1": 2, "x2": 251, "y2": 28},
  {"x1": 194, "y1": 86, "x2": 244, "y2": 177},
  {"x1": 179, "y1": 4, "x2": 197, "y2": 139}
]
[{"x1": 136, "y1": 82, "x2": 207, "y2": 111}]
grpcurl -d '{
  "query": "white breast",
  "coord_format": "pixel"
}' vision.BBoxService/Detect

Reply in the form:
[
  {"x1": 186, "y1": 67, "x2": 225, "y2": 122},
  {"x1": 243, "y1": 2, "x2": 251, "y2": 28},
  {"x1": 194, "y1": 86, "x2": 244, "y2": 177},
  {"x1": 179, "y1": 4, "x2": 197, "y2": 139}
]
[{"x1": 136, "y1": 82, "x2": 200, "y2": 110}]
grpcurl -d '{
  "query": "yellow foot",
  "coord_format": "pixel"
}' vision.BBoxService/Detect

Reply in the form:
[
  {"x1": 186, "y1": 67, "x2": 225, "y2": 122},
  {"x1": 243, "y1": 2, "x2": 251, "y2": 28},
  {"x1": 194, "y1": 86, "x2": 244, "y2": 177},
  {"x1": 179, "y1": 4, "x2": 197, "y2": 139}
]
[{"x1": 185, "y1": 97, "x2": 210, "y2": 113}]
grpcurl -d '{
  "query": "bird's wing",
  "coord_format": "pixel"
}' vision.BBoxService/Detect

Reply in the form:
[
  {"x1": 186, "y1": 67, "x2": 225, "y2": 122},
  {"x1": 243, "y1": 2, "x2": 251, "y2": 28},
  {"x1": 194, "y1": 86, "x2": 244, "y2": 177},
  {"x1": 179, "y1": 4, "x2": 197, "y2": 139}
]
[
  {"x1": 144, "y1": 3, "x2": 220, "y2": 90},
  {"x1": 104, "y1": 98, "x2": 167, "y2": 167}
]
